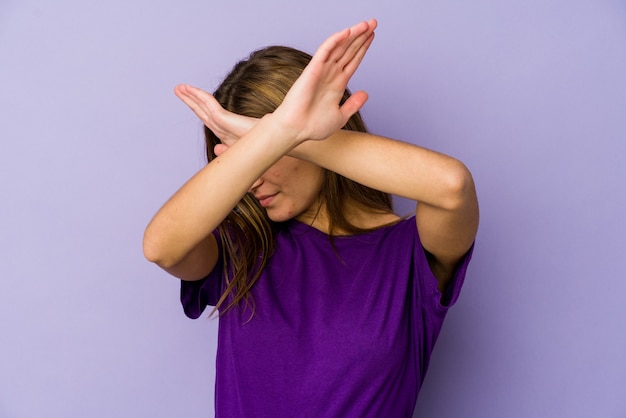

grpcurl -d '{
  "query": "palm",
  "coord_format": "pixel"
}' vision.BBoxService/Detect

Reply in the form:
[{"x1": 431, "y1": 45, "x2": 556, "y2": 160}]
[
  {"x1": 274, "y1": 19, "x2": 377, "y2": 142},
  {"x1": 174, "y1": 85, "x2": 256, "y2": 146}
]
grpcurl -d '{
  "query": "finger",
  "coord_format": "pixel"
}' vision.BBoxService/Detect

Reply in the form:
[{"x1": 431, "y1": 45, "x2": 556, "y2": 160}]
[
  {"x1": 184, "y1": 85, "x2": 217, "y2": 106},
  {"x1": 174, "y1": 84, "x2": 210, "y2": 122},
  {"x1": 313, "y1": 27, "x2": 351, "y2": 64},
  {"x1": 341, "y1": 31, "x2": 375, "y2": 76},
  {"x1": 214, "y1": 143, "x2": 229, "y2": 156},
  {"x1": 336, "y1": 20, "x2": 377, "y2": 70},
  {"x1": 175, "y1": 85, "x2": 230, "y2": 136},
  {"x1": 328, "y1": 20, "x2": 375, "y2": 64},
  {"x1": 184, "y1": 86, "x2": 239, "y2": 135},
  {"x1": 313, "y1": 20, "x2": 370, "y2": 64},
  {"x1": 180, "y1": 85, "x2": 219, "y2": 115},
  {"x1": 340, "y1": 90, "x2": 369, "y2": 121}
]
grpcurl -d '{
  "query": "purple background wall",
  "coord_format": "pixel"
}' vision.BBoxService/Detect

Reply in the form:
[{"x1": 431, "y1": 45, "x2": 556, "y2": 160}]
[{"x1": 1, "y1": 0, "x2": 625, "y2": 417}]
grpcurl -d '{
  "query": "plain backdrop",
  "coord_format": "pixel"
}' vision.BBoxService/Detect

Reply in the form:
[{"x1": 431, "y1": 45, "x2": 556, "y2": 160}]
[{"x1": 1, "y1": 0, "x2": 625, "y2": 417}]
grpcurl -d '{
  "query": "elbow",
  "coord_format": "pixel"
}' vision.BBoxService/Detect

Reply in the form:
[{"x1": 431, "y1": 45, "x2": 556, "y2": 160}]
[
  {"x1": 439, "y1": 161, "x2": 476, "y2": 211},
  {"x1": 142, "y1": 231, "x2": 162, "y2": 265},
  {"x1": 142, "y1": 228, "x2": 177, "y2": 269}
]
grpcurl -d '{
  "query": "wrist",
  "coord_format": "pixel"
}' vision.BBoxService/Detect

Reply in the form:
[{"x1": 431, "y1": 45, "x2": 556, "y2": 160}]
[
  {"x1": 259, "y1": 112, "x2": 308, "y2": 148},
  {"x1": 245, "y1": 113, "x2": 303, "y2": 154}
]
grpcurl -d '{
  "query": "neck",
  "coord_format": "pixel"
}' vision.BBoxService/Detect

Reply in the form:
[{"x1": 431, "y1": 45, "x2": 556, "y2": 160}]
[{"x1": 296, "y1": 201, "x2": 399, "y2": 236}]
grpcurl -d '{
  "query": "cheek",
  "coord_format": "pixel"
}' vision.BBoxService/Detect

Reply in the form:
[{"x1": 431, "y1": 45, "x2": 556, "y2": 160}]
[
  {"x1": 267, "y1": 158, "x2": 324, "y2": 197},
  {"x1": 264, "y1": 164, "x2": 290, "y2": 183},
  {"x1": 268, "y1": 164, "x2": 303, "y2": 186}
]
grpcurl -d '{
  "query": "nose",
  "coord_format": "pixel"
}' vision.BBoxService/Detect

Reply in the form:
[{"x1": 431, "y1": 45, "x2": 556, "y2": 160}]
[{"x1": 248, "y1": 176, "x2": 264, "y2": 193}]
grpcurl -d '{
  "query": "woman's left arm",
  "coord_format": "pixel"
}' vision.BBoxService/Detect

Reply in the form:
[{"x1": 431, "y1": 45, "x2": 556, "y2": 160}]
[
  {"x1": 292, "y1": 131, "x2": 479, "y2": 291},
  {"x1": 182, "y1": 90, "x2": 478, "y2": 290}
]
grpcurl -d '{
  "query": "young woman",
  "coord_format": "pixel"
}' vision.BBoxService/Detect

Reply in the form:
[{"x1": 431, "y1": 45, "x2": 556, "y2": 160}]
[{"x1": 144, "y1": 19, "x2": 478, "y2": 417}]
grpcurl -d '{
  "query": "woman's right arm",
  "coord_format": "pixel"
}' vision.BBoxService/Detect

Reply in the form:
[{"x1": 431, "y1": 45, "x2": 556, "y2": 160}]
[
  {"x1": 143, "y1": 20, "x2": 378, "y2": 280},
  {"x1": 142, "y1": 113, "x2": 299, "y2": 280}
]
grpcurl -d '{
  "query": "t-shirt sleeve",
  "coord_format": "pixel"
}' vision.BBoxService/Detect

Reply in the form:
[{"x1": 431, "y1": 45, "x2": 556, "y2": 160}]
[
  {"x1": 179, "y1": 231, "x2": 225, "y2": 319},
  {"x1": 409, "y1": 220, "x2": 475, "y2": 377},
  {"x1": 412, "y1": 221, "x2": 474, "y2": 312},
  {"x1": 439, "y1": 244, "x2": 474, "y2": 307}
]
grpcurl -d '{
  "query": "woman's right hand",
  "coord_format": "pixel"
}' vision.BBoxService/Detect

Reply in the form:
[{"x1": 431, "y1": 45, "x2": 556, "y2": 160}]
[{"x1": 174, "y1": 84, "x2": 257, "y2": 147}]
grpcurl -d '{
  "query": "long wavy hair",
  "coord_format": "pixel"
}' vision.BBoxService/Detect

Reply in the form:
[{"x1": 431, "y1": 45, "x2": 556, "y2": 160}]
[{"x1": 207, "y1": 46, "x2": 393, "y2": 316}]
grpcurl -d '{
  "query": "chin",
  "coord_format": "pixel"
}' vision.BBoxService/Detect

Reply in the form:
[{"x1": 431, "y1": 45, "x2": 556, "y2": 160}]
[
  {"x1": 266, "y1": 208, "x2": 298, "y2": 223},
  {"x1": 267, "y1": 214, "x2": 292, "y2": 223}
]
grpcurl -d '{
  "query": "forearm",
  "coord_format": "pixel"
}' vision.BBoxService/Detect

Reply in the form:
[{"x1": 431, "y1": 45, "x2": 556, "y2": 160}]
[
  {"x1": 143, "y1": 115, "x2": 296, "y2": 267},
  {"x1": 291, "y1": 130, "x2": 474, "y2": 211}
]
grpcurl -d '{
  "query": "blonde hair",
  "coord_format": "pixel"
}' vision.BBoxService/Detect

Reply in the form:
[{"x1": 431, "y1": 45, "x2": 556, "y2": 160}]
[{"x1": 206, "y1": 46, "x2": 393, "y2": 316}]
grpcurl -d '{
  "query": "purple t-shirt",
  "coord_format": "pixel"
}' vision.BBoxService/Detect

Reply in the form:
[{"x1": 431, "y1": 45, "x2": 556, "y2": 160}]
[{"x1": 181, "y1": 216, "x2": 473, "y2": 418}]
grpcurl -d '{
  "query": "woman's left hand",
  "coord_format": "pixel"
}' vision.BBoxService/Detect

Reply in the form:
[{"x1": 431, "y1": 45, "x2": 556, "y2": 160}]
[{"x1": 271, "y1": 19, "x2": 377, "y2": 144}]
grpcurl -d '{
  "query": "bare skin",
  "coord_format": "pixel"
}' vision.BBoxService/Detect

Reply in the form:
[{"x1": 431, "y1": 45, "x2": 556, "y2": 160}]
[{"x1": 143, "y1": 19, "x2": 479, "y2": 293}]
